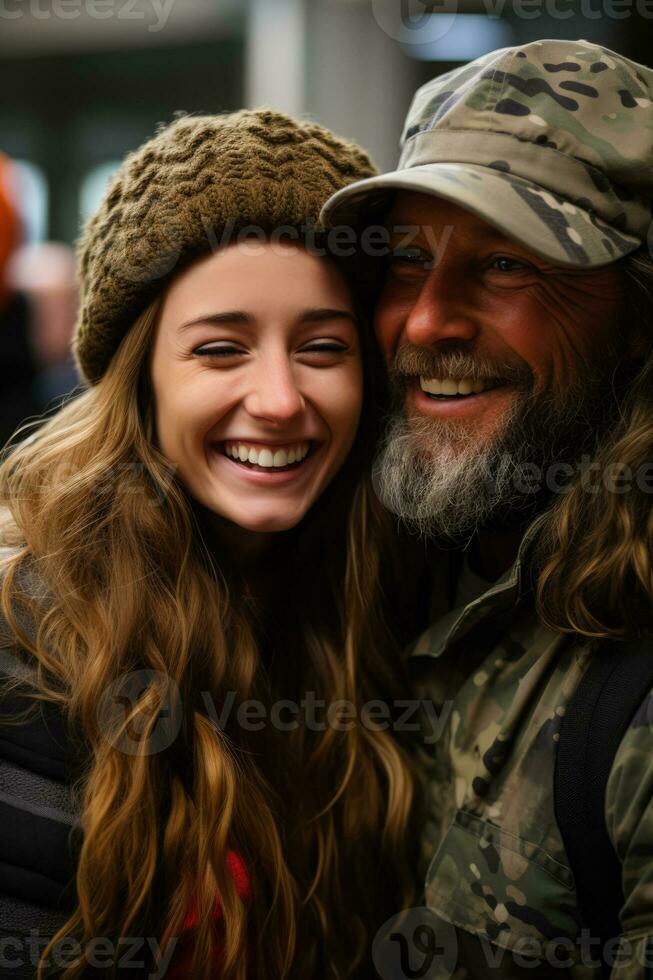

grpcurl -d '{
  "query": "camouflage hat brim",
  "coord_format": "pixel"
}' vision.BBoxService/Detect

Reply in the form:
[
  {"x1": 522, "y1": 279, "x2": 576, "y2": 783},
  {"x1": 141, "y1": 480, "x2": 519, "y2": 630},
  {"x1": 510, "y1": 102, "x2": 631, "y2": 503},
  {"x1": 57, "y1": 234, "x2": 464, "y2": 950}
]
[{"x1": 320, "y1": 162, "x2": 643, "y2": 268}]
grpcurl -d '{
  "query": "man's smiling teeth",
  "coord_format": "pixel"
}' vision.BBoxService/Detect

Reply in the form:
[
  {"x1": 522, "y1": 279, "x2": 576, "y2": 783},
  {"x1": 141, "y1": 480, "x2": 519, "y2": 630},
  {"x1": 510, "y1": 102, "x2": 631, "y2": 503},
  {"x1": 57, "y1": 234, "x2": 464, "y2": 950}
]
[
  {"x1": 420, "y1": 377, "x2": 498, "y2": 396},
  {"x1": 224, "y1": 442, "x2": 310, "y2": 468}
]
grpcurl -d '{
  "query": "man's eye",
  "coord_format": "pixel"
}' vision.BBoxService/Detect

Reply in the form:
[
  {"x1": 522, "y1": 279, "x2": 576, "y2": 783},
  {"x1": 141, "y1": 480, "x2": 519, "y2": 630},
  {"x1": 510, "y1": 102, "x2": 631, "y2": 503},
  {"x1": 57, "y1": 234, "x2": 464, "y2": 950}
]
[
  {"x1": 194, "y1": 345, "x2": 244, "y2": 357},
  {"x1": 390, "y1": 247, "x2": 434, "y2": 270},
  {"x1": 491, "y1": 256, "x2": 529, "y2": 272}
]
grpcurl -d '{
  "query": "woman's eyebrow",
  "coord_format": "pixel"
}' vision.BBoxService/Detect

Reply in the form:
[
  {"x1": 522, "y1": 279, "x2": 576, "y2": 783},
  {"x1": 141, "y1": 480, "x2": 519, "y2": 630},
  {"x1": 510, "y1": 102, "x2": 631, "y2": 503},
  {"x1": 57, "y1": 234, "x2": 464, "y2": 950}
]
[
  {"x1": 178, "y1": 311, "x2": 252, "y2": 332},
  {"x1": 299, "y1": 308, "x2": 356, "y2": 323},
  {"x1": 178, "y1": 307, "x2": 356, "y2": 333}
]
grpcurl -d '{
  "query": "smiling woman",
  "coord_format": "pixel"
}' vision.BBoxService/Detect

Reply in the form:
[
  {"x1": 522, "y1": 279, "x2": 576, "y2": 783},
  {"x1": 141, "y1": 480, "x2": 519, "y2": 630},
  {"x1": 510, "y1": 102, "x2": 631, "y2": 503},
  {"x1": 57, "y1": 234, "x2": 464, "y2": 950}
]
[
  {"x1": 0, "y1": 110, "x2": 419, "y2": 980},
  {"x1": 149, "y1": 240, "x2": 363, "y2": 539}
]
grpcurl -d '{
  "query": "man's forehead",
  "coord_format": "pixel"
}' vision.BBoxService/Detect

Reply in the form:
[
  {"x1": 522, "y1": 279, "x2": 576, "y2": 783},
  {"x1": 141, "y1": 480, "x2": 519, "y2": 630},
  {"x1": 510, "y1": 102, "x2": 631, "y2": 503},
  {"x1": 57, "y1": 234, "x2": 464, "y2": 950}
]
[{"x1": 388, "y1": 191, "x2": 513, "y2": 244}]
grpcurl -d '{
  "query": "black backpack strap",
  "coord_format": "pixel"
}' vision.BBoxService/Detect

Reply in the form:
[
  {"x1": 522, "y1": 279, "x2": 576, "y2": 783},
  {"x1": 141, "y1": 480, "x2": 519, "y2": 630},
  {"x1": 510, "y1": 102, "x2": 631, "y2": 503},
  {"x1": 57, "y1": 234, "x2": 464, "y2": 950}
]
[{"x1": 554, "y1": 635, "x2": 653, "y2": 975}]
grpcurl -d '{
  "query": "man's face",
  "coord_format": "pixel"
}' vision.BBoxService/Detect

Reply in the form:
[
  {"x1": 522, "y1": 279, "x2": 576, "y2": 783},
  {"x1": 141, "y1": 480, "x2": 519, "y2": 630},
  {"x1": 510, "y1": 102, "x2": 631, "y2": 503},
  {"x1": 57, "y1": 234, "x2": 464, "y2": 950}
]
[{"x1": 372, "y1": 191, "x2": 631, "y2": 539}]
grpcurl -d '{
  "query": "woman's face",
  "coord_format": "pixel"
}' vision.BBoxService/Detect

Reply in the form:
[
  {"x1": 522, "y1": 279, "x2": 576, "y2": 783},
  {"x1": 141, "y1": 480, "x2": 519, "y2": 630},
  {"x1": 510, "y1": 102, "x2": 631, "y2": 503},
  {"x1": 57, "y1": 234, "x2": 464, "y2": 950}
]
[{"x1": 150, "y1": 240, "x2": 363, "y2": 534}]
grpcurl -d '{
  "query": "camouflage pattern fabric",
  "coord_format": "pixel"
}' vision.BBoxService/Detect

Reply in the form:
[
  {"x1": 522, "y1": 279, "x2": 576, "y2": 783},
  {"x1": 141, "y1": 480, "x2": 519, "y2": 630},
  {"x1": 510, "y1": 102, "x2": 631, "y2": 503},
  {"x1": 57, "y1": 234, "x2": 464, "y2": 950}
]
[
  {"x1": 321, "y1": 39, "x2": 653, "y2": 268},
  {"x1": 409, "y1": 511, "x2": 653, "y2": 978}
]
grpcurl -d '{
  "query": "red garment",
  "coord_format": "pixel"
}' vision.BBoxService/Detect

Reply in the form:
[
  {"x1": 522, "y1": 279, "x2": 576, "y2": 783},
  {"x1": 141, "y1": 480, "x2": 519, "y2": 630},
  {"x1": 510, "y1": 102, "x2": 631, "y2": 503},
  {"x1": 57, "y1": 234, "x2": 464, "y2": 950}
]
[
  {"x1": 0, "y1": 154, "x2": 21, "y2": 307},
  {"x1": 165, "y1": 851, "x2": 250, "y2": 979}
]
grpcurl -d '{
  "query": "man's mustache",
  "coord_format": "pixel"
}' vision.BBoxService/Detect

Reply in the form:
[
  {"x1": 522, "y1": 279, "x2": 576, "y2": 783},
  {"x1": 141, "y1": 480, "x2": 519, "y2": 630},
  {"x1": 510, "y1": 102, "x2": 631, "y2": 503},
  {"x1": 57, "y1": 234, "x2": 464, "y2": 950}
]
[{"x1": 389, "y1": 344, "x2": 533, "y2": 388}]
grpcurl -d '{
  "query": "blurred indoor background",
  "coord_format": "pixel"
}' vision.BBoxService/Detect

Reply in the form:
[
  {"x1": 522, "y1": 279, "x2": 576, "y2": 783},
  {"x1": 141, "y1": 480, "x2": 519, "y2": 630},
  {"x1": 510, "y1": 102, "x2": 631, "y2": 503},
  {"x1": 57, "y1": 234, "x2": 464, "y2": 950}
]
[{"x1": 0, "y1": 0, "x2": 651, "y2": 449}]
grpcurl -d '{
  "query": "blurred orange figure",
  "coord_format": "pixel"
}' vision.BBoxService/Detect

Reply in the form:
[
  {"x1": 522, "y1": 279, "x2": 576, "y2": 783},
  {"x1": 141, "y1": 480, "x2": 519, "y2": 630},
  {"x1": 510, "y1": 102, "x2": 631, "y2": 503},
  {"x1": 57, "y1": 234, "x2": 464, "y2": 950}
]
[
  {"x1": 0, "y1": 153, "x2": 44, "y2": 452},
  {"x1": 0, "y1": 154, "x2": 21, "y2": 308}
]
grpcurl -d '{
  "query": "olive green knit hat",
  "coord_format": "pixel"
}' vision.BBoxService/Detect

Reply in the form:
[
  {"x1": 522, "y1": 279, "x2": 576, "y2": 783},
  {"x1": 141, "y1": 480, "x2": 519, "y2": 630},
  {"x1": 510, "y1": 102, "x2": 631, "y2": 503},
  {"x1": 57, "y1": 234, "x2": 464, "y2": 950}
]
[{"x1": 72, "y1": 108, "x2": 377, "y2": 386}]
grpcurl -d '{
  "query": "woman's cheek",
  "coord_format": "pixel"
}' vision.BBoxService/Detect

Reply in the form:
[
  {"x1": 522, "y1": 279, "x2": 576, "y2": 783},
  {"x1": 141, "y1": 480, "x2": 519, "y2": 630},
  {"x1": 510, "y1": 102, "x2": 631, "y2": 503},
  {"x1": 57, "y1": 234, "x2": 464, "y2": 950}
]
[{"x1": 339, "y1": 364, "x2": 364, "y2": 447}]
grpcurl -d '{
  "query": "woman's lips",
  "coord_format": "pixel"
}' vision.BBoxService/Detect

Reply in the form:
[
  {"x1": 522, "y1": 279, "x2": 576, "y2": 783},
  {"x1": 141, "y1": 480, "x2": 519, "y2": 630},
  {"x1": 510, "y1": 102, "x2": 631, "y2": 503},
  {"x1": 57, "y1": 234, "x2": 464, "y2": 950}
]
[{"x1": 210, "y1": 440, "x2": 319, "y2": 484}]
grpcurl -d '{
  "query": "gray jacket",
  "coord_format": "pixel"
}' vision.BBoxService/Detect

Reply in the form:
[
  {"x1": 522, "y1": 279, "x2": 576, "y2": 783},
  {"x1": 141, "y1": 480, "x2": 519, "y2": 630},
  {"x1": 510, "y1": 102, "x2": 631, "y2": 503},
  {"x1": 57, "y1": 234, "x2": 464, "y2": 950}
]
[{"x1": 0, "y1": 546, "x2": 82, "y2": 978}]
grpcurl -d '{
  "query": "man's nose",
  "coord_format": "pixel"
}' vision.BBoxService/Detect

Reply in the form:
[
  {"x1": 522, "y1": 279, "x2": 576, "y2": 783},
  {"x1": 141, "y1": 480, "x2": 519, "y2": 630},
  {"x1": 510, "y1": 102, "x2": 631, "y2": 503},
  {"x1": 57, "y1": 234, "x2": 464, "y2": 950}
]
[
  {"x1": 244, "y1": 357, "x2": 305, "y2": 423},
  {"x1": 404, "y1": 267, "x2": 479, "y2": 348}
]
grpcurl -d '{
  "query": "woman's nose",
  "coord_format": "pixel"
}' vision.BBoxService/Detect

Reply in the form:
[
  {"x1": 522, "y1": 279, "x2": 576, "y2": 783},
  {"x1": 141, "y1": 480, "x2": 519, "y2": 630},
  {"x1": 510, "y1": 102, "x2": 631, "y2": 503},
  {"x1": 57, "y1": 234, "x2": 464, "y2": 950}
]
[{"x1": 244, "y1": 357, "x2": 305, "y2": 424}]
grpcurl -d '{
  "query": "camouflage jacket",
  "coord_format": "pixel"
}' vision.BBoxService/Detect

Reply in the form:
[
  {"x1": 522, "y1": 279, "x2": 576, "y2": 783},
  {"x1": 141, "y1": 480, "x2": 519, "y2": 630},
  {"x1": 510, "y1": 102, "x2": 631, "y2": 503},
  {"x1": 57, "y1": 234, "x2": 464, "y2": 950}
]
[{"x1": 408, "y1": 512, "x2": 653, "y2": 979}]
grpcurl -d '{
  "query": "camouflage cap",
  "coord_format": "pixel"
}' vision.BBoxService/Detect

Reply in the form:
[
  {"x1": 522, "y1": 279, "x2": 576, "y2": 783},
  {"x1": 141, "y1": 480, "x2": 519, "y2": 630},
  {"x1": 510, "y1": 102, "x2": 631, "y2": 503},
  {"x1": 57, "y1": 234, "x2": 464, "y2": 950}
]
[{"x1": 321, "y1": 38, "x2": 653, "y2": 267}]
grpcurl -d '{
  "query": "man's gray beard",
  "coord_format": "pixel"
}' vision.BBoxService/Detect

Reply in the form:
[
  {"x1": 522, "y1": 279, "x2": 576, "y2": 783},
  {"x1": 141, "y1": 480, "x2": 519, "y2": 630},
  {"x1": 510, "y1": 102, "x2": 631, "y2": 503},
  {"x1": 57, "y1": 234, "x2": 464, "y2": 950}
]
[{"x1": 372, "y1": 375, "x2": 612, "y2": 544}]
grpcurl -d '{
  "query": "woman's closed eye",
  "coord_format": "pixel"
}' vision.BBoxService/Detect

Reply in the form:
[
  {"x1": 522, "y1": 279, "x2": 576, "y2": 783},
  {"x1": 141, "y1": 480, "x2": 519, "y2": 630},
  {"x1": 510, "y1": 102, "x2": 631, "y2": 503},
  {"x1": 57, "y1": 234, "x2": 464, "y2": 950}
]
[
  {"x1": 194, "y1": 343, "x2": 246, "y2": 358},
  {"x1": 297, "y1": 339, "x2": 353, "y2": 363},
  {"x1": 192, "y1": 341, "x2": 352, "y2": 360},
  {"x1": 301, "y1": 341, "x2": 350, "y2": 353}
]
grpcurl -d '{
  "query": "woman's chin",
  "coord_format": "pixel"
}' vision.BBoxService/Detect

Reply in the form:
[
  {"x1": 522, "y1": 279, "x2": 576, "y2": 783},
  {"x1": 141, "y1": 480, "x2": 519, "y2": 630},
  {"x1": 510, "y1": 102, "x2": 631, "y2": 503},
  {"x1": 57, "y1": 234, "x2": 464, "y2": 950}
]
[
  {"x1": 203, "y1": 501, "x2": 309, "y2": 536},
  {"x1": 236, "y1": 515, "x2": 303, "y2": 534}
]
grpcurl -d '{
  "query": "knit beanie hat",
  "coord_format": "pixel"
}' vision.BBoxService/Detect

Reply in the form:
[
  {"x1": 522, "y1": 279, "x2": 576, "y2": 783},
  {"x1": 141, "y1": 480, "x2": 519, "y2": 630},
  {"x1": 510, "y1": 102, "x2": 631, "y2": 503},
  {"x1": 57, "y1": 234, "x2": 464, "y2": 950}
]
[{"x1": 72, "y1": 109, "x2": 377, "y2": 386}]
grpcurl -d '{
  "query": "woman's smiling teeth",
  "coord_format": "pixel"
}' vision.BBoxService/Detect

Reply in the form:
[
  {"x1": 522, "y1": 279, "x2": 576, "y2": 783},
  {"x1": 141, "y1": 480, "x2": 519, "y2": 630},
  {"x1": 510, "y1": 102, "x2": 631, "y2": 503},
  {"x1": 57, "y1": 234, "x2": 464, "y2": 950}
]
[
  {"x1": 419, "y1": 376, "x2": 501, "y2": 397},
  {"x1": 223, "y1": 441, "x2": 311, "y2": 469}
]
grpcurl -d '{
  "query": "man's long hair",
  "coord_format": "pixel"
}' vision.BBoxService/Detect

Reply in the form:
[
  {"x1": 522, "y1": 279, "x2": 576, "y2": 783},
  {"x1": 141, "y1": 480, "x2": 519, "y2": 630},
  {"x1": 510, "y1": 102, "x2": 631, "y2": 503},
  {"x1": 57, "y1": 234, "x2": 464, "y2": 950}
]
[
  {"x1": 534, "y1": 247, "x2": 653, "y2": 639},
  {"x1": 0, "y1": 283, "x2": 416, "y2": 979}
]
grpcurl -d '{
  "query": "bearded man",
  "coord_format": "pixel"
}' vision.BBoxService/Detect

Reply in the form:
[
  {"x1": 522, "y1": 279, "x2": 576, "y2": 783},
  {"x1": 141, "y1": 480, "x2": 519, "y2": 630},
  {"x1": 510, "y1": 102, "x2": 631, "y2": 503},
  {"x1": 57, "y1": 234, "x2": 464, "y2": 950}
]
[{"x1": 322, "y1": 38, "x2": 653, "y2": 979}]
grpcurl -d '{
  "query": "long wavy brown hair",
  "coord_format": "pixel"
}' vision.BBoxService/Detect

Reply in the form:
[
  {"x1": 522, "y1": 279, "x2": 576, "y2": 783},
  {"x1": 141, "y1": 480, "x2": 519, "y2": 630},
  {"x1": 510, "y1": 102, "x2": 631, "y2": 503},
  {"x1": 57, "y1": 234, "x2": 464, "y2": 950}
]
[
  {"x1": 0, "y1": 249, "x2": 418, "y2": 979},
  {"x1": 533, "y1": 247, "x2": 653, "y2": 639}
]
